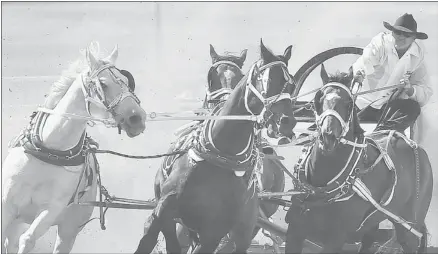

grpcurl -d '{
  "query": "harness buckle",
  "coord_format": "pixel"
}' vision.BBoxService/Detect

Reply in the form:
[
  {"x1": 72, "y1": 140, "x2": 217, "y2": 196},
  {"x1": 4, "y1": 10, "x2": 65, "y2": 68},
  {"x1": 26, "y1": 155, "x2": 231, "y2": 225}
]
[{"x1": 48, "y1": 153, "x2": 60, "y2": 160}]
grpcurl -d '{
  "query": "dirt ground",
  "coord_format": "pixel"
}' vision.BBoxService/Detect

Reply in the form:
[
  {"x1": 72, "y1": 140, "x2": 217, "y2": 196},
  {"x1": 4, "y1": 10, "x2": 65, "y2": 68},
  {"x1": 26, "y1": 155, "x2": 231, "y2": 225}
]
[{"x1": 1, "y1": 2, "x2": 437, "y2": 253}]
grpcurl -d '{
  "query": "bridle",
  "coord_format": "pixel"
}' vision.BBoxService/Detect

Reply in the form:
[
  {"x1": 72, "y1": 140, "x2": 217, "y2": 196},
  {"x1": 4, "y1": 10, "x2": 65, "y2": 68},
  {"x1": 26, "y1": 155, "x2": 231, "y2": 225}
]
[
  {"x1": 81, "y1": 63, "x2": 141, "y2": 117},
  {"x1": 199, "y1": 59, "x2": 294, "y2": 166},
  {"x1": 206, "y1": 60, "x2": 244, "y2": 105},
  {"x1": 315, "y1": 82, "x2": 366, "y2": 148},
  {"x1": 244, "y1": 60, "x2": 294, "y2": 125}
]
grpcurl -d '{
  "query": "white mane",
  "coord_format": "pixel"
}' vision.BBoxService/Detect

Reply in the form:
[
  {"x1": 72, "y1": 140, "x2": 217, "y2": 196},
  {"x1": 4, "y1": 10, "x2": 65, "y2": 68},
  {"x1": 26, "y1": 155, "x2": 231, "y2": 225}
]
[{"x1": 43, "y1": 41, "x2": 106, "y2": 109}]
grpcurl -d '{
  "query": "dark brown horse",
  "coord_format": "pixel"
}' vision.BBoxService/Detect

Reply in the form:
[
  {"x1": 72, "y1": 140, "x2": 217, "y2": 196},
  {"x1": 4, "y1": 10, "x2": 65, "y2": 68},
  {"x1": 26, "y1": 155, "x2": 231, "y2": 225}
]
[
  {"x1": 175, "y1": 44, "x2": 248, "y2": 253},
  {"x1": 134, "y1": 40, "x2": 296, "y2": 254},
  {"x1": 202, "y1": 44, "x2": 247, "y2": 110},
  {"x1": 284, "y1": 64, "x2": 433, "y2": 253},
  {"x1": 175, "y1": 44, "x2": 287, "y2": 253}
]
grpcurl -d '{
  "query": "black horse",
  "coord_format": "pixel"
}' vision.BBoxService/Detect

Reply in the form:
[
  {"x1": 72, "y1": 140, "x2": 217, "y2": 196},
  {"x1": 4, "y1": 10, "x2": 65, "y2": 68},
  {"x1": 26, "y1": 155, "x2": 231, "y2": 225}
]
[
  {"x1": 135, "y1": 40, "x2": 296, "y2": 254},
  {"x1": 285, "y1": 64, "x2": 433, "y2": 253}
]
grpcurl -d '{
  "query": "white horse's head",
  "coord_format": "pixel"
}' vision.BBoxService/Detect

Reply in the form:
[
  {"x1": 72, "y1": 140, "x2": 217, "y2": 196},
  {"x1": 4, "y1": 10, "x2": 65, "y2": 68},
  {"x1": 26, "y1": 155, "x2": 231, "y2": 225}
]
[{"x1": 81, "y1": 43, "x2": 147, "y2": 137}]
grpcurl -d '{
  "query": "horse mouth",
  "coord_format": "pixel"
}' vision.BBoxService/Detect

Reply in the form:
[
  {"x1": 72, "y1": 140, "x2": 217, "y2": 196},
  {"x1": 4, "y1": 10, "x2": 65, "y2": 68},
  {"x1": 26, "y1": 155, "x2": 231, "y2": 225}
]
[
  {"x1": 266, "y1": 117, "x2": 296, "y2": 143},
  {"x1": 121, "y1": 122, "x2": 145, "y2": 138}
]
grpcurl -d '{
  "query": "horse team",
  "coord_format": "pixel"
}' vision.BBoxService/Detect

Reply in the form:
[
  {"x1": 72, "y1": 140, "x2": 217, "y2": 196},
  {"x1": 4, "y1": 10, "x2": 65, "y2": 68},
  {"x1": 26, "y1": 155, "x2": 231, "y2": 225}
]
[{"x1": 2, "y1": 40, "x2": 433, "y2": 254}]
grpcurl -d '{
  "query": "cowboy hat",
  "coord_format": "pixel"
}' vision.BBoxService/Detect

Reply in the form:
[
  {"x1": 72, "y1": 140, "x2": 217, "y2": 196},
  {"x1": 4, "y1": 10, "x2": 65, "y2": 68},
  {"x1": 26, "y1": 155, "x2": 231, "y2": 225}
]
[{"x1": 383, "y1": 13, "x2": 428, "y2": 40}]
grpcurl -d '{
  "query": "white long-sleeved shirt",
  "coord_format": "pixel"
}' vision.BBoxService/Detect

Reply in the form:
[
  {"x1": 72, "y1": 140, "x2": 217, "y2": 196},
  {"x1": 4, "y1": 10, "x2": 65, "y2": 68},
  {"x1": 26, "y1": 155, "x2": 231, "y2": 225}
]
[{"x1": 352, "y1": 32, "x2": 432, "y2": 109}]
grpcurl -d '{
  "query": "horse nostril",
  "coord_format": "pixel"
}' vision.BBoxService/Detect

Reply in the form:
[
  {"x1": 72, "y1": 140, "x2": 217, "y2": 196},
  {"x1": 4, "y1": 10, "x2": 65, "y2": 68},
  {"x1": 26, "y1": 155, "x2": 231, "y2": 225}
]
[{"x1": 128, "y1": 115, "x2": 142, "y2": 125}]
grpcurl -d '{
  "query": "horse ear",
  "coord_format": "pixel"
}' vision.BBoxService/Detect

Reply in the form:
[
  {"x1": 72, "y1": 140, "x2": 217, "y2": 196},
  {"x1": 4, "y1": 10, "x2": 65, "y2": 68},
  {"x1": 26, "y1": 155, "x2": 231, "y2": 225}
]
[
  {"x1": 352, "y1": 106, "x2": 365, "y2": 135},
  {"x1": 314, "y1": 90, "x2": 324, "y2": 115},
  {"x1": 253, "y1": 62, "x2": 261, "y2": 78},
  {"x1": 320, "y1": 63, "x2": 330, "y2": 85},
  {"x1": 105, "y1": 45, "x2": 119, "y2": 64},
  {"x1": 209, "y1": 44, "x2": 219, "y2": 62},
  {"x1": 239, "y1": 49, "x2": 248, "y2": 63},
  {"x1": 119, "y1": 69, "x2": 135, "y2": 91},
  {"x1": 260, "y1": 38, "x2": 274, "y2": 62},
  {"x1": 86, "y1": 49, "x2": 98, "y2": 69},
  {"x1": 283, "y1": 45, "x2": 293, "y2": 63}
]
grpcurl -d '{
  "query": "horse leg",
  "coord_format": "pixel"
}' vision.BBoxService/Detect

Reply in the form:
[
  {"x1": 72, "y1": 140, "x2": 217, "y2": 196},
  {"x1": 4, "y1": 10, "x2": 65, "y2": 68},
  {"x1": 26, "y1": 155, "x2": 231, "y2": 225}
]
[
  {"x1": 17, "y1": 205, "x2": 64, "y2": 254},
  {"x1": 230, "y1": 218, "x2": 257, "y2": 254},
  {"x1": 176, "y1": 223, "x2": 192, "y2": 254},
  {"x1": 161, "y1": 218, "x2": 181, "y2": 254},
  {"x1": 134, "y1": 213, "x2": 162, "y2": 254},
  {"x1": 191, "y1": 231, "x2": 223, "y2": 254},
  {"x1": 285, "y1": 224, "x2": 305, "y2": 254},
  {"x1": 1, "y1": 207, "x2": 15, "y2": 254},
  {"x1": 393, "y1": 222, "x2": 427, "y2": 254},
  {"x1": 52, "y1": 223, "x2": 81, "y2": 254},
  {"x1": 230, "y1": 191, "x2": 259, "y2": 254},
  {"x1": 135, "y1": 194, "x2": 178, "y2": 254},
  {"x1": 52, "y1": 204, "x2": 95, "y2": 254},
  {"x1": 4, "y1": 220, "x2": 28, "y2": 254},
  {"x1": 358, "y1": 224, "x2": 379, "y2": 254},
  {"x1": 319, "y1": 233, "x2": 348, "y2": 254},
  {"x1": 2, "y1": 192, "x2": 19, "y2": 254},
  {"x1": 215, "y1": 234, "x2": 234, "y2": 253}
]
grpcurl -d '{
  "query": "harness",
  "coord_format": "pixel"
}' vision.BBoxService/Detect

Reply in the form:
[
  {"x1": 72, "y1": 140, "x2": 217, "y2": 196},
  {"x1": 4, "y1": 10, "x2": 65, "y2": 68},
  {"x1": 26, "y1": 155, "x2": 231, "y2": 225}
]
[
  {"x1": 204, "y1": 60, "x2": 244, "y2": 109},
  {"x1": 9, "y1": 63, "x2": 138, "y2": 166},
  {"x1": 81, "y1": 63, "x2": 141, "y2": 117},
  {"x1": 291, "y1": 82, "x2": 424, "y2": 239},
  {"x1": 9, "y1": 111, "x2": 94, "y2": 166},
  {"x1": 190, "y1": 60, "x2": 293, "y2": 172},
  {"x1": 292, "y1": 135, "x2": 366, "y2": 209}
]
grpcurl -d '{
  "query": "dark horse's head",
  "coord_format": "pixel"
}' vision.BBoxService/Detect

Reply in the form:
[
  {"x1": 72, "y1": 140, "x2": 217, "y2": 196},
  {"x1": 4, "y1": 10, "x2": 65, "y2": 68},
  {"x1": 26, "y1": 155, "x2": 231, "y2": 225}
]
[
  {"x1": 244, "y1": 39, "x2": 297, "y2": 138},
  {"x1": 313, "y1": 64, "x2": 364, "y2": 154},
  {"x1": 204, "y1": 44, "x2": 247, "y2": 108}
]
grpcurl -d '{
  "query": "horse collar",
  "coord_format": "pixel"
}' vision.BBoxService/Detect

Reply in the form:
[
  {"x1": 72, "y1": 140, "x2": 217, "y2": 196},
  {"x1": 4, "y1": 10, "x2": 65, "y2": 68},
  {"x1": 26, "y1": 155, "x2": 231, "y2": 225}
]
[{"x1": 293, "y1": 135, "x2": 367, "y2": 207}]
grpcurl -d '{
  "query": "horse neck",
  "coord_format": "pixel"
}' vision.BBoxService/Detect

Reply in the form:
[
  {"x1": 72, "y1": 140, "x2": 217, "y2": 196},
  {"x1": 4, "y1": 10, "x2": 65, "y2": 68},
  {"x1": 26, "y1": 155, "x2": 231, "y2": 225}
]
[
  {"x1": 209, "y1": 84, "x2": 255, "y2": 156},
  {"x1": 40, "y1": 75, "x2": 89, "y2": 151},
  {"x1": 308, "y1": 128, "x2": 357, "y2": 187}
]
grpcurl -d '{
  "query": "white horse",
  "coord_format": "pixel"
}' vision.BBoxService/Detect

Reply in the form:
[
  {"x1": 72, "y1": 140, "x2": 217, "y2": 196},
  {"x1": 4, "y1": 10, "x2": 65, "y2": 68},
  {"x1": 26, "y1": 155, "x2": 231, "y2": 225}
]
[{"x1": 1, "y1": 43, "x2": 147, "y2": 254}]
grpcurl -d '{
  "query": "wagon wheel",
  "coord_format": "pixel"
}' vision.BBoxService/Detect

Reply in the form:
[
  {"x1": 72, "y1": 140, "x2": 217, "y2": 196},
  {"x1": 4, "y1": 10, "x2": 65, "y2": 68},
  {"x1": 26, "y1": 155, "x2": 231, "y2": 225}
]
[{"x1": 292, "y1": 47, "x2": 363, "y2": 123}]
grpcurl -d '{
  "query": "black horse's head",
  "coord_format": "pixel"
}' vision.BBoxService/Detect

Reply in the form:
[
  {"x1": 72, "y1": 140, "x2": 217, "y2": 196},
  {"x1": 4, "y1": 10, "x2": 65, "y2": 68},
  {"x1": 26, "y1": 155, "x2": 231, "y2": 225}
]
[
  {"x1": 314, "y1": 63, "x2": 364, "y2": 154},
  {"x1": 245, "y1": 39, "x2": 297, "y2": 138},
  {"x1": 205, "y1": 44, "x2": 247, "y2": 108}
]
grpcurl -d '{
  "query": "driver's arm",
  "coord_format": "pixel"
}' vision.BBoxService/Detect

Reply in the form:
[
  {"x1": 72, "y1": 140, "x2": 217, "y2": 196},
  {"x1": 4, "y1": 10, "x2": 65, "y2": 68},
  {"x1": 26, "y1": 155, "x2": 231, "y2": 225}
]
[{"x1": 352, "y1": 32, "x2": 386, "y2": 77}]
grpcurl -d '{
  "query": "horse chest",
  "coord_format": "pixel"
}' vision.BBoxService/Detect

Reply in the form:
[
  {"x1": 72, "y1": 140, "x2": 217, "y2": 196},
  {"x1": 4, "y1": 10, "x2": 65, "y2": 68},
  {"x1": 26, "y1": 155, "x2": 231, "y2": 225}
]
[{"x1": 10, "y1": 155, "x2": 84, "y2": 213}]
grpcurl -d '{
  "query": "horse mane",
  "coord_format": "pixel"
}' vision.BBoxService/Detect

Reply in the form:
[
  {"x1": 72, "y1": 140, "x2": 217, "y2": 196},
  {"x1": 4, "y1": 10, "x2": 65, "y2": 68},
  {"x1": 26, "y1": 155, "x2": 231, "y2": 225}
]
[
  {"x1": 43, "y1": 43, "x2": 104, "y2": 109},
  {"x1": 325, "y1": 71, "x2": 365, "y2": 136}
]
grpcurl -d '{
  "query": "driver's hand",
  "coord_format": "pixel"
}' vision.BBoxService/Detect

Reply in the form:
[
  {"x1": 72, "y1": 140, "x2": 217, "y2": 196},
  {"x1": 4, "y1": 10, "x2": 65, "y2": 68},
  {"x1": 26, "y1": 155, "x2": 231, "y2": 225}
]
[
  {"x1": 399, "y1": 72, "x2": 415, "y2": 97},
  {"x1": 353, "y1": 70, "x2": 366, "y2": 83}
]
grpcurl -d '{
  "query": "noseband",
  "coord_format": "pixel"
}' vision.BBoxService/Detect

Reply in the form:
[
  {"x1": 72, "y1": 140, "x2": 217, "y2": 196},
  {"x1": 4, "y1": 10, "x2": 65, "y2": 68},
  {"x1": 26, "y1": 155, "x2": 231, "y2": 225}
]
[
  {"x1": 206, "y1": 60, "x2": 244, "y2": 103},
  {"x1": 81, "y1": 63, "x2": 141, "y2": 116},
  {"x1": 315, "y1": 82, "x2": 353, "y2": 138},
  {"x1": 315, "y1": 82, "x2": 366, "y2": 148}
]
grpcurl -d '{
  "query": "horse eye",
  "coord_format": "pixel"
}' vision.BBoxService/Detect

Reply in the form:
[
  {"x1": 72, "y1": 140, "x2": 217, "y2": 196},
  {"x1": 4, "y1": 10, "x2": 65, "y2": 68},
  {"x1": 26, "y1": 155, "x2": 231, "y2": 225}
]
[{"x1": 99, "y1": 81, "x2": 108, "y2": 89}]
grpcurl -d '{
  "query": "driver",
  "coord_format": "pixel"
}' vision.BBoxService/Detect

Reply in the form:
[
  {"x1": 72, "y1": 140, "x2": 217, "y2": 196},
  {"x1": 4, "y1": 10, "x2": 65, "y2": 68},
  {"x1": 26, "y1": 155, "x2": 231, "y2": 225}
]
[{"x1": 352, "y1": 13, "x2": 432, "y2": 133}]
